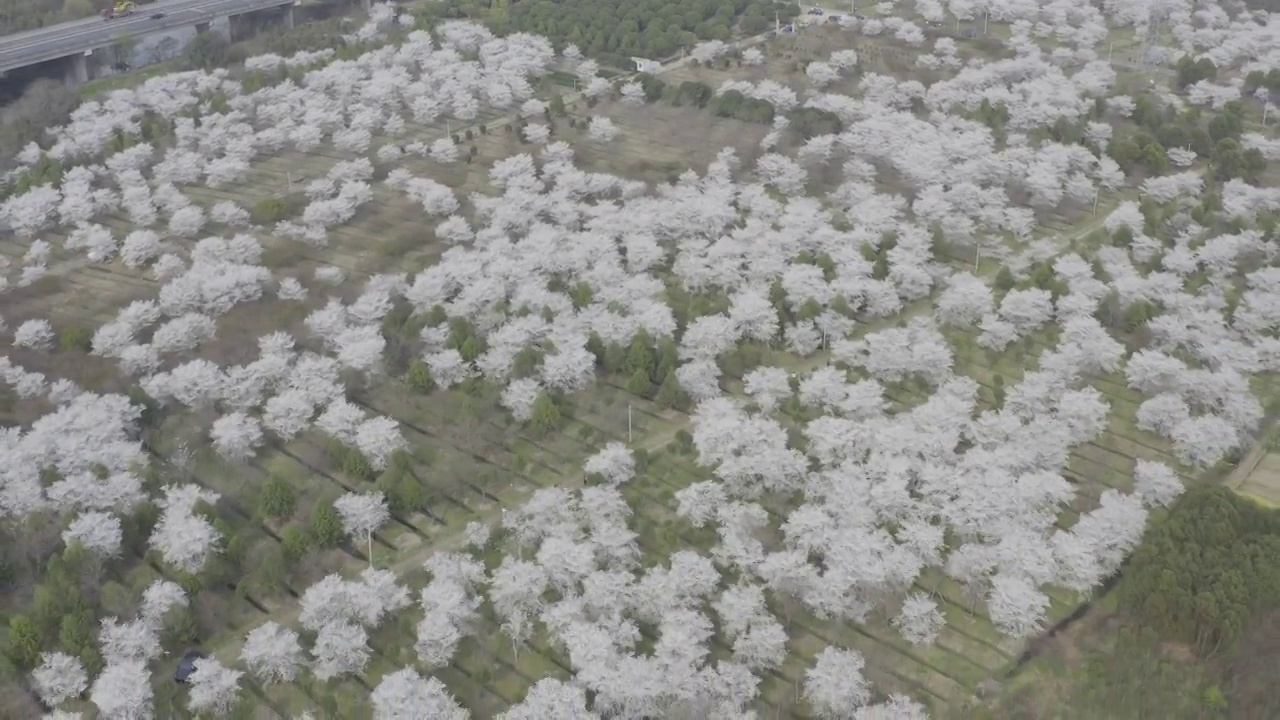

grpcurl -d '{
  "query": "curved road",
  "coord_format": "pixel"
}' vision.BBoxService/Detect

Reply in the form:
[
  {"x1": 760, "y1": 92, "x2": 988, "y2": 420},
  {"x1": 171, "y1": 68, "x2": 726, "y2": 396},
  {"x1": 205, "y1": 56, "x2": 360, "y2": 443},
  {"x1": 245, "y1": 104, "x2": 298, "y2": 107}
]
[{"x1": 0, "y1": 0, "x2": 292, "y2": 74}]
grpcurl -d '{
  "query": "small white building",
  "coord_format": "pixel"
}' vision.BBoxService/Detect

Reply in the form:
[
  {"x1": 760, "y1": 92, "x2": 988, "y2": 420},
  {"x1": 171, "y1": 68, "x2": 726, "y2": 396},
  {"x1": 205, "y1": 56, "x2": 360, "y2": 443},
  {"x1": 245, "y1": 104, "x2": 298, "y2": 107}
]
[{"x1": 632, "y1": 57, "x2": 661, "y2": 73}]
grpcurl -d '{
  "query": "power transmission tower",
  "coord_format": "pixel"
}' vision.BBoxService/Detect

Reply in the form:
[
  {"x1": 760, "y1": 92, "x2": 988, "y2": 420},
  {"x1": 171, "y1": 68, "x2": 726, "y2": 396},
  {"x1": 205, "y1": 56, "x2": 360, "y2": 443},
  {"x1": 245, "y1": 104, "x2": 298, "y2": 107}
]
[{"x1": 1138, "y1": 0, "x2": 1163, "y2": 69}]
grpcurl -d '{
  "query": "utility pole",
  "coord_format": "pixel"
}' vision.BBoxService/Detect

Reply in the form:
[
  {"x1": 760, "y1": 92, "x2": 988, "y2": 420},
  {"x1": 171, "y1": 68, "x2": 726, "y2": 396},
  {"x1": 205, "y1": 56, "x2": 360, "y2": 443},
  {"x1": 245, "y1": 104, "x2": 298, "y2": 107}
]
[
  {"x1": 366, "y1": 529, "x2": 374, "y2": 568},
  {"x1": 628, "y1": 404, "x2": 633, "y2": 443}
]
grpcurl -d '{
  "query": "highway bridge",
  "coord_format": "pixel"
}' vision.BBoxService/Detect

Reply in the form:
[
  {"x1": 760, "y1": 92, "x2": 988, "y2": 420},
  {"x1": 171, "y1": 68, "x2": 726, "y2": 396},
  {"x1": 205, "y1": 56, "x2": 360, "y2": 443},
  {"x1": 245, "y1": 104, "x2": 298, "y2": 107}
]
[{"x1": 0, "y1": 0, "x2": 308, "y2": 83}]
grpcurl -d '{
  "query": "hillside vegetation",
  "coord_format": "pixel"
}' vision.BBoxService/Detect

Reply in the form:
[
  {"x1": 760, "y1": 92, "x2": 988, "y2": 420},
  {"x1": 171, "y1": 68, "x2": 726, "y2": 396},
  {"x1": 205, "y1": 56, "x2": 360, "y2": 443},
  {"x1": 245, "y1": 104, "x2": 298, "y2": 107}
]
[{"x1": 1001, "y1": 488, "x2": 1280, "y2": 719}]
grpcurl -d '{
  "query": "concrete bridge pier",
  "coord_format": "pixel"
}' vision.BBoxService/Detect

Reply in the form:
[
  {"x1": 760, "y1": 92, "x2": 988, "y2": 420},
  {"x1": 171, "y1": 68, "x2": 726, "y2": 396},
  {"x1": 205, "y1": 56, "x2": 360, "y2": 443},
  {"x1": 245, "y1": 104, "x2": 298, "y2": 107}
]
[
  {"x1": 64, "y1": 52, "x2": 89, "y2": 86},
  {"x1": 282, "y1": 3, "x2": 294, "y2": 29},
  {"x1": 194, "y1": 20, "x2": 211, "y2": 33}
]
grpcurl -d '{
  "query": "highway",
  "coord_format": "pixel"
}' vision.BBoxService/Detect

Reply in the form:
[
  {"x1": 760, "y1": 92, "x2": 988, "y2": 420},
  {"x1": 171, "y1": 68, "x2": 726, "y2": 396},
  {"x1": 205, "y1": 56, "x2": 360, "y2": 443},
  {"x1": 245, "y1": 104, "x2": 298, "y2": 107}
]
[{"x1": 0, "y1": 0, "x2": 293, "y2": 74}]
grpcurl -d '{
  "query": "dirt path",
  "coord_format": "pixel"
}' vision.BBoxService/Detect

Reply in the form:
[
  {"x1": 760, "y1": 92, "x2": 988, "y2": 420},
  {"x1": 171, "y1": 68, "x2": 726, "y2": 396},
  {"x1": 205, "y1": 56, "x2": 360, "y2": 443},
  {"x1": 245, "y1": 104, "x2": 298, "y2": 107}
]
[{"x1": 1225, "y1": 441, "x2": 1268, "y2": 491}]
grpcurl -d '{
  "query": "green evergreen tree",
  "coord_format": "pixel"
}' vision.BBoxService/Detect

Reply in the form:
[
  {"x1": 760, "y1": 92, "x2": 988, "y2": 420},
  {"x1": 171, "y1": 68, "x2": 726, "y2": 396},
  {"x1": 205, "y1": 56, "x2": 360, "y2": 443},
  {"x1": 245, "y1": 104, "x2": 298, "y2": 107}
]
[
  {"x1": 249, "y1": 543, "x2": 288, "y2": 595},
  {"x1": 528, "y1": 393, "x2": 562, "y2": 437},
  {"x1": 8, "y1": 616, "x2": 41, "y2": 667},
  {"x1": 586, "y1": 332, "x2": 606, "y2": 365},
  {"x1": 1126, "y1": 301, "x2": 1155, "y2": 331},
  {"x1": 654, "y1": 339, "x2": 679, "y2": 382},
  {"x1": 626, "y1": 368, "x2": 653, "y2": 397},
  {"x1": 406, "y1": 360, "x2": 436, "y2": 393},
  {"x1": 379, "y1": 469, "x2": 425, "y2": 514},
  {"x1": 259, "y1": 476, "x2": 297, "y2": 520},
  {"x1": 769, "y1": 280, "x2": 791, "y2": 322},
  {"x1": 57, "y1": 606, "x2": 95, "y2": 656},
  {"x1": 624, "y1": 333, "x2": 655, "y2": 377},
  {"x1": 571, "y1": 282, "x2": 595, "y2": 309},
  {"x1": 58, "y1": 326, "x2": 93, "y2": 352},
  {"x1": 797, "y1": 298, "x2": 824, "y2": 322},
  {"x1": 310, "y1": 505, "x2": 344, "y2": 547},
  {"x1": 342, "y1": 449, "x2": 376, "y2": 482},
  {"x1": 872, "y1": 253, "x2": 890, "y2": 280},
  {"x1": 281, "y1": 524, "x2": 312, "y2": 564},
  {"x1": 994, "y1": 266, "x2": 1017, "y2": 291},
  {"x1": 602, "y1": 342, "x2": 627, "y2": 374},
  {"x1": 459, "y1": 335, "x2": 486, "y2": 363},
  {"x1": 655, "y1": 372, "x2": 688, "y2": 410},
  {"x1": 511, "y1": 346, "x2": 541, "y2": 378}
]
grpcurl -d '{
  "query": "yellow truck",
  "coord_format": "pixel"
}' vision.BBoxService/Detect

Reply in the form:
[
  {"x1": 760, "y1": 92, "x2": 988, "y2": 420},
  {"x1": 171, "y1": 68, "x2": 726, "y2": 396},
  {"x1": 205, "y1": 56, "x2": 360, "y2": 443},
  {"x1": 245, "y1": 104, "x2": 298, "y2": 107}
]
[{"x1": 101, "y1": 1, "x2": 139, "y2": 19}]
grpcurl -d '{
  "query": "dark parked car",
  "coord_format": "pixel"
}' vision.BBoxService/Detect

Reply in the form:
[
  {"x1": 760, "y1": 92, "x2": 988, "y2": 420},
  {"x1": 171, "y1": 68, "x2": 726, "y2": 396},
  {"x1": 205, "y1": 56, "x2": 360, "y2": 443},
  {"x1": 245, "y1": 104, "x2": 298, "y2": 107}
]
[
  {"x1": 806, "y1": 7, "x2": 824, "y2": 14},
  {"x1": 175, "y1": 651, "x2": 204, "y2": 683}
]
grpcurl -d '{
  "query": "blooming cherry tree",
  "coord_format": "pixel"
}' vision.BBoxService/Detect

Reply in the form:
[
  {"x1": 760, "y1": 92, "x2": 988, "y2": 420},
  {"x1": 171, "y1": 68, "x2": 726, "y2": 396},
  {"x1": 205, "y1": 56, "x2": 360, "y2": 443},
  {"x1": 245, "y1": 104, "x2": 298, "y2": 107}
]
[
  {"x1": 90, "y1": 660, "x2": 153, "y2": 719},
  {"x1": 32, "y1": 651, "x2": 89, "y2": 708},
  {"x1": 371, "y1": 667, "x2": 469, "y2": 720},
  {"x1": 1132, "y1": 460, "x2": 1184, "y2": 509},
  {"x1": 240, "y1": 621, "x2": 305, "y2": 684},
  {"x1": 583, "y1": 442, "x2": 636, "y2": 485},
  {"x1": 210, "y1": 412, "x2": 265, "y2": 462},
  {"x1": 587, "y1": 117, "x2": 618, "y2": 142},
  {"x1": 311, "y1": 620, "x2": 372, "y2": 680},
  {"x1": 499, "y1": 678, "x2": 594, "y2": 719},
  {"x1": 149, "y1": 484, "x2": 223, "y2": 574},
  {"x1": 355, "y1": 416, "x2": 407, "y2": 471},
  {"x1": 187, "y1": 658, "x2": 243, "y2": 716},
  {"x1": 805, "y1": 647, "x2": 871, "y2": 718},
  {"x1": 63, "y1": 511, "x2": 123, "y2": 558},
  {"x1": 335, "y1": 491, "x2": 392, "y2": 558},
  {"x1": 892, "y1": 593, "x2": 945, "y2": 646},
  {"x1": 14, "y1": 319, "x2": 55, "y2": 350}
]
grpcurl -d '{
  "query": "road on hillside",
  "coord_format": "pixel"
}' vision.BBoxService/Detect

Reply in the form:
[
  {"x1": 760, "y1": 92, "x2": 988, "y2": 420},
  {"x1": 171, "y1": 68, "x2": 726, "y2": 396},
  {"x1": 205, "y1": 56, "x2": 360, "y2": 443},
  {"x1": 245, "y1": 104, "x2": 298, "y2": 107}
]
[{"x1": 0, "y1": 0, "x2": 291, "y2": 73}]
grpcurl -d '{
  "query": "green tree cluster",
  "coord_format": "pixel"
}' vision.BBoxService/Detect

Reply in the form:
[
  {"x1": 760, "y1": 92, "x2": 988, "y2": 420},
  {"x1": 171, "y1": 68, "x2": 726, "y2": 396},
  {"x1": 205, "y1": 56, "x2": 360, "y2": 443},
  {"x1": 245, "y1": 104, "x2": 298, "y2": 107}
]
[
  {"x1": 444, "y1": 0, "x2": 797, "y2": 67},
  {"x1": 1118, "y1": 487, "x2": 1280, "y2": 655},
  {"x1": 787, "y1": 107, "x2": 844, "y2": 138},
  {"x1": 4, "y1": 545, "x2": 105, "y2": 674},
  {"x1": 974, "y1": 97, "x2": 1010, "y2": 141},
  {"x1": 1109, "y1": 94, "x2": 1264, "y2": 182},
  {"x1": 0, "y1": 80, "x2": 77, "y2": 177},
  {"x1": 1109, "y1": 132, "x2": 1171, "y2": 175},
  {"x1": 183, "y1": 30, "x2": 236, "y2": 71},
  {"x1": 670, "y1": 80, "x2": 715, "y2": 107},
  {"x1": 1175, "y1": 55, "x2": 1217, "y2": 90},
  {"x1": 1243, "y1": 68, "x2": 1280, "y2": 96},
  {"x1": 711, "y1": 89, "x2": 775, "y2": 124}
]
